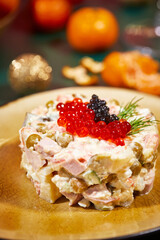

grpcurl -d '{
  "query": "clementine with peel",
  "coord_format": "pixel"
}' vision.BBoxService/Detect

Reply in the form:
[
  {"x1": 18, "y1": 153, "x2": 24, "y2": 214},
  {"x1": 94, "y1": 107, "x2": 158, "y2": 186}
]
[
  {"x1": 32, "y1": 0, "x2": 72, "y2": 31},
  {"x1": 66, "y1": 7, "x2": 119, "y2": 52},
  {"x1": 101, "y1": 52, "x2": 127, "y2": 87}
]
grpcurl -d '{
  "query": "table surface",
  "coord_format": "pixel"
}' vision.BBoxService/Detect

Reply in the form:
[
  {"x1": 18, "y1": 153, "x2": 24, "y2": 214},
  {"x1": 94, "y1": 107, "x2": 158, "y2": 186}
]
[{"x1": 0, "y1": 0, "x2": 160, "y2": 239}]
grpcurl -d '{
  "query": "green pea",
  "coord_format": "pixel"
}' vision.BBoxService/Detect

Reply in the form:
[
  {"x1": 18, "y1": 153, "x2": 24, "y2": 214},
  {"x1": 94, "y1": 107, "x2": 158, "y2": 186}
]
[
  {"x1": 46, "y1": 132, "x2": 56, "y2": 140},
  {"x1": 56, "y1": 132, "x2": 73, "y2": 147},
  {"x1": 26, "y1": 134, "x2": 42, "y2": 148},
  {"x1": 36, "y1": 123, "x2": 46, "y2": 134}
]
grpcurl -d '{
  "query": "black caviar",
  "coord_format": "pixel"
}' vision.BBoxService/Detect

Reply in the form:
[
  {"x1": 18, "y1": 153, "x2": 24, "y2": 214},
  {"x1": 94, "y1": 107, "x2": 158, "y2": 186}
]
[{"x1": 87, "y1": 94, "x2": 119, "y2": 124}]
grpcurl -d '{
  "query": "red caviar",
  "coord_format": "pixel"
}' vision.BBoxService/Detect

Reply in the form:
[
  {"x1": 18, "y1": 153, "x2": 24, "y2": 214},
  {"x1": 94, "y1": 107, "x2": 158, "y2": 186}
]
[{"x1": 56, "y1": 98, "x2": 131, "y2": 146}]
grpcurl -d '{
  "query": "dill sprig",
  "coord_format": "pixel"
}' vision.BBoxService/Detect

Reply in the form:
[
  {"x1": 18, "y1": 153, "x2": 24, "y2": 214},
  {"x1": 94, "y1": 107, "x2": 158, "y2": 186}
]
[
  {"x1": 118, "y1": 97, "x2": 159, "y2": 136},
  {"x1": 128, "y1": 117, "x2": 159, "y2": 135},
  {"x1": 118, "y1": 97, "x2": 143, "y2": 120}
]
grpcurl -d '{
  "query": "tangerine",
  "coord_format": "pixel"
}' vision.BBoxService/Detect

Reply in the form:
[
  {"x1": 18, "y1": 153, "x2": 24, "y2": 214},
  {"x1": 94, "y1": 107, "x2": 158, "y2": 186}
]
[
  {"x1": 66, "y1": 7, "x2": 119, "y2": 52},
  {"x1": 101, "y1": 52, "x2": 127, "y2": 87},
  {"x1": 32, "y1": 0, "x2": 72, "y2": 31}
]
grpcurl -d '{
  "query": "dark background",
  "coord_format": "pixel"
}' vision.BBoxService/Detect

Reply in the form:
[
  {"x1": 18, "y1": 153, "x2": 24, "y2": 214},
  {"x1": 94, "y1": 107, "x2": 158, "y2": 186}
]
[{"x1": 0, "y1": 0, "x2": 158, "y2": 106}]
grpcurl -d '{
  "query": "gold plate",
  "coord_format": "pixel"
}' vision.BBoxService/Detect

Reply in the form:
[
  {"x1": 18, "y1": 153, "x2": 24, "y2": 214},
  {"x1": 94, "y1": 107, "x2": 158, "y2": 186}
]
[{"x1": 0, "y1": 87, "x2": 160, "y2": 240}]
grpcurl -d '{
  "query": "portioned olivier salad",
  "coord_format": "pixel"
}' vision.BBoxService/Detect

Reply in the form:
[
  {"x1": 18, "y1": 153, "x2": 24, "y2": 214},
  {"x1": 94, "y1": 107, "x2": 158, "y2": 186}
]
[{"x1": 19, "y1": 94, "x2": 159, "y2": 210}]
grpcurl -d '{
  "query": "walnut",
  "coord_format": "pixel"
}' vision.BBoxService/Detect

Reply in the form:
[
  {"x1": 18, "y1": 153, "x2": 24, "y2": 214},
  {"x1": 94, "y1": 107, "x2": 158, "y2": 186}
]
[
  {"x1": 80, "y1": 57, "x2": 104, "y2": 74},
  {"x1": 62, "y1": 65, "x2": 98, "y2": 86}
]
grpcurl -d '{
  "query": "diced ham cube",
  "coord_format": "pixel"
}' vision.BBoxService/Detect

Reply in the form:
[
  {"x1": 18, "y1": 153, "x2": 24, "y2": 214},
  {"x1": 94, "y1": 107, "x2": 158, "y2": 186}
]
[
  {"x1": 35, "y1": 137, "x2": 61, "y2": 156},
  {"x1": 25, "y1": 148, "x2": 46, "y2": 171},
  {"x1": 62, "y1": 159, "x2": 86, "y2": 176},
  {"x1": 61, "y1": 192, "x2": 83, "y2": 205},
  {"x1": 83, "y1": 184, "x2": 115, "y2": 205}
]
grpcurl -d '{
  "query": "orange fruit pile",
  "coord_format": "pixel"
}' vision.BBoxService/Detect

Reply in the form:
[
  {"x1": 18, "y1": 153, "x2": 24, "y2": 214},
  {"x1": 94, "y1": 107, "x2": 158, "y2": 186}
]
[
  {"x1": 66, "y1": 7, "x2": 119, "y2": 52},
  {"x1": 101, "y1": 51, "x2": 160, "y2": 95}
]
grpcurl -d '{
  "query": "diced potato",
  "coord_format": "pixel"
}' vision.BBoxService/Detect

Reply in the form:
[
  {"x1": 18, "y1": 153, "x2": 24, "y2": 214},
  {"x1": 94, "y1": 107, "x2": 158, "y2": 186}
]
[
  {"x1": 21, "y1": 152, "x2": 61, "y2": 203},
  {"x1": 40, "y1": 181, "x2": 61, "y2": 203}
]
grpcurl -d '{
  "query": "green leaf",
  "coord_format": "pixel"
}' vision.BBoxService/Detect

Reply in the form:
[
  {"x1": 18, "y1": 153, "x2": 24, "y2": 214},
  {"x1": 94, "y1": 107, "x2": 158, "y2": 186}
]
[
  {"x1": 118, "y1": 97, "x2": 159, "y2": 136},
  {"x1": 118, "y1": 97, "x2": 143, "y2": 120}
]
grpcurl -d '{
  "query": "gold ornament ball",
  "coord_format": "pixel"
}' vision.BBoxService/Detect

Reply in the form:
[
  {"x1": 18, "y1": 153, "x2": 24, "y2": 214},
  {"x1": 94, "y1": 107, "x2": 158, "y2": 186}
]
[{"x1": 9, "y1": 53, "x2": 52, "y2": 93}]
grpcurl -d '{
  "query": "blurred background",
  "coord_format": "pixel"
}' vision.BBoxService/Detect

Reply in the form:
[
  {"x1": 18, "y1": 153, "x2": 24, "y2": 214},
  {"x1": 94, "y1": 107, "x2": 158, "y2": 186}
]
[{"x1": 0, "y1": 0, "x2": 160, "y2": 106}]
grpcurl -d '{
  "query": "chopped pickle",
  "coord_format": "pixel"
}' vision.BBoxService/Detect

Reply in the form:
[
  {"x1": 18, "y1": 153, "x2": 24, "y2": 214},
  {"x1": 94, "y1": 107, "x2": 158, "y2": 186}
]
[
  {"x1": 88, "y1": 155, "x2": 111, "y2": 179},
  {"x1": 26, "y1": 134, "x2": 42, "y2": 148},
  {"x1": 130, "y1": 161, "x2": 142, "y2": 175},
  {"x1": 82, "y1": 170, "x2": 101, "y2": 186},
  {"x1": 46, "y1": 100, "x2": 54, "y2": 108},
  {"x1": 132, "y1": 142, "x2": 143, "y2": 160},
  {"x1": 106, "y1": 183, "x2": 116, "y2": 194},
  {"x1": 41, "y1": 116, "x2": 51, "y2": 122},
  {"x1": 141, "y1": 150, "x2": 158, "y2": 165},
  {"x1": 106, "y1": 173, "x2": 117, "y2": 183},
  {"x1": 143, "y1": 162, "x2": 154, "y2": 169}
]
